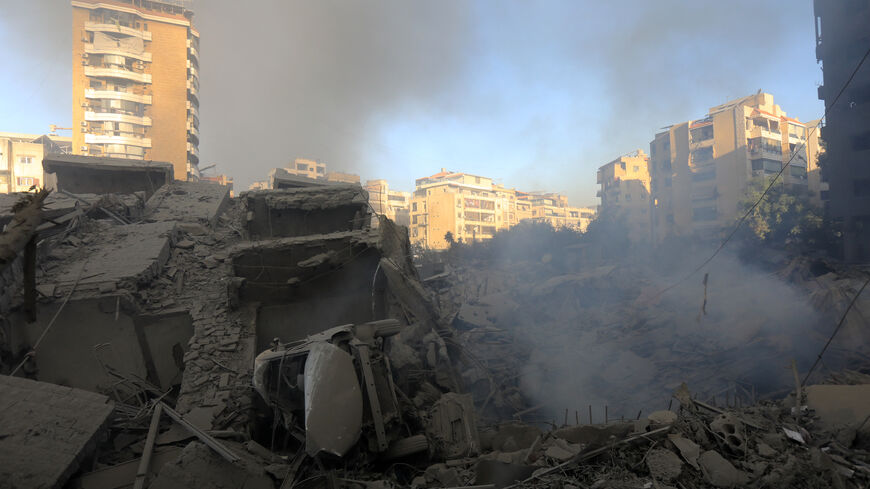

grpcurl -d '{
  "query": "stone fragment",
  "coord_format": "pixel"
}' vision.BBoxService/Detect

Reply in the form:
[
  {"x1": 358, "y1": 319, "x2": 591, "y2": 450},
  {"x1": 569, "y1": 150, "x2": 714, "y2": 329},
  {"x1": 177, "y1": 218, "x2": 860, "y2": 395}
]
[
  {"x1": 175, "y1": 239, "x2": 195, "y2": 250},
  {"x1": 648, "y1": 410, "x2": 678, "y2": 425},
  {"x1": 698, "y1": 450, "x2": 749, "y2": 488},
  {"x1": 646, "y1": 448, "x2": 683, "y2": 481}
]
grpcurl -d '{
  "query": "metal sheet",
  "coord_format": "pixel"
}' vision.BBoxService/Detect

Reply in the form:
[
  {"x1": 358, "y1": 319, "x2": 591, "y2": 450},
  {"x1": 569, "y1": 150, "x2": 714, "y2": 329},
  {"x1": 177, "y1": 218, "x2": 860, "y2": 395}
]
[{"x1": 304, "y1": 342, "x2": 363, "y2": 457}]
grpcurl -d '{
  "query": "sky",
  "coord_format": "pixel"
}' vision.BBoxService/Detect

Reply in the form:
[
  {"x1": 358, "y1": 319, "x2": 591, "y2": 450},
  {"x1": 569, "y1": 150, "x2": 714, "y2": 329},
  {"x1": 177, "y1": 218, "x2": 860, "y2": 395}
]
[{"x1": 0, "y1": 1, "x2": 825, "y2": 206}]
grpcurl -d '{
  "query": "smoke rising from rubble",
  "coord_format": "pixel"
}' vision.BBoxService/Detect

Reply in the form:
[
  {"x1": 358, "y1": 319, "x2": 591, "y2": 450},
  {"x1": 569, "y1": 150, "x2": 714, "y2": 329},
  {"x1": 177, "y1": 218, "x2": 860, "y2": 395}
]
[{"x1": 517, "y1": 249, "x2": 824, "y2": 421}]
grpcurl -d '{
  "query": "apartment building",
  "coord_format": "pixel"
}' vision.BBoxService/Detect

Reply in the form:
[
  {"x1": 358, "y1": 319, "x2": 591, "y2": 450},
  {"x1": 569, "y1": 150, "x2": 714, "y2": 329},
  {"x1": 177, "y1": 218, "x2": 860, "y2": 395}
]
[
  {"x1": 649, "y1": 93, "x2": 822, "y2": 242},
  {"x1": 409, "y1": 169, "x2": 593, "y2": 249},
  {"x1": 814, "y1": 1, "x2": 870, "y2": 262},
  {"x1": 364, "y1": 179, "x2": 411, "y2": 226},
  {"x1": 0, "y1": 133, "x2": 73, "y2": 193},
  {"x1": 285, "y1": 158, "x2": 326, "y2": 180},
  {"x1": 523, "y1": 193, "x2": 595, "y2": 233},
  {"x1": 597, "y1": 149, "x2": 651, "y2": 242},
  {"x1": 72, "y1": 0, "x2": 199, "y2": 181}
]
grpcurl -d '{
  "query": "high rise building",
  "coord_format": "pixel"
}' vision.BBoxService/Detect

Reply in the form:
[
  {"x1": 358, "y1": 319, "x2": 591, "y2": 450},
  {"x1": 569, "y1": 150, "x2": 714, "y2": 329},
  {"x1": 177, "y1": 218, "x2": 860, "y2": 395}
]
[
  {"x1": 814, "y1": 1, "x2": 870, "y2": 262},
  {"x1": 649, "y1": 93, "x2": 822, "y2": 242},
  {"x1": 597, "y1": 149, "x2": 651, "y2": 242},
  {"x1": 72, "y1": 0, "x2": 199, "y2": 181}
]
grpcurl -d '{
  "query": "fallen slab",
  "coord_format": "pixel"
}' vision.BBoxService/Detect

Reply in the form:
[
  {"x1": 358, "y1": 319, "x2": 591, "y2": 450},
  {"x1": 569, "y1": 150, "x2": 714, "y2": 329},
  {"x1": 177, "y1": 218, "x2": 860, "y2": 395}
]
[{"x1": 0, "y1": 375, "x2": 115, "y2": 489}]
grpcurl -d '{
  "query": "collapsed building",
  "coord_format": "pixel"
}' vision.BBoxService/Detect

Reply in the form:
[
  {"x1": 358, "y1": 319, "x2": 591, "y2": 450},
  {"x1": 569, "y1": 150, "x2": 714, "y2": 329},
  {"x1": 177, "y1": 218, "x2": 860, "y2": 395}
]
[{"x1": 1, "y1": 156, "x2": 870, "y2": 488}]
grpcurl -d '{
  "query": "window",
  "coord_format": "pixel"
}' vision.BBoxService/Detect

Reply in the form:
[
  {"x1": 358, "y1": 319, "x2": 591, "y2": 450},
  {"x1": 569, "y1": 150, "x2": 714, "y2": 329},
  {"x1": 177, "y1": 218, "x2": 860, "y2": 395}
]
[
  {"x1": 412, "y1": 215, "x2": 418, "y2": 224},
  {"x1": 791, "y1": 166, "x2": 807, "y2": 179},
  {"x1": 475, "y1": 177, "x2": 481, "y2": 184},
  {"x1": 412, "y1": 228, "x2": 418, "y2": 237},
  {"x1": 751, "y1": 158, "x2": 781, "y2": 174},
  {"x1": 620, "y1": 162, "x2": 626, "y2": 170},
  {"x1": 632, "y1": 166, "x2": 639, "y2": 172},
  {"x1": 17, "y1": 177, "x2": 38, "y2": 187},
  {"x1": 18, "y1": 156, "x2": 34, "y2": 165},
  {"x1": 692, "y1": 206, "x2": 717, "y2": 221},
  {"x1": 296, "y1": 163, "x2": 308, "y2": 171},
  {"x1": 625, "y1": 193, "x2": 632, "y2": 201},
  {"x1": 412, "y1": 202, "x2": 417, "y2": 212},
  {"x1": 691, "y1": 146, "x2": 713, "y2": 164},
  {"x1": 316, "y1": 167, "x2": 324, "y2": 174},
  {"x1": 691, "y1": 169, "x2": 716, "y2": 182}
]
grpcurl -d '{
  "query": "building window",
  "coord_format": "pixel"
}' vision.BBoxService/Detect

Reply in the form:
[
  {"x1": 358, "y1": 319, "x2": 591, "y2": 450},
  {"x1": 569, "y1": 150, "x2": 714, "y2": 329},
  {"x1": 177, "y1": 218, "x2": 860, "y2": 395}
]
[
  {"x1": 412, "y1": 215, "x2": 418, "y2": 224},
  {"x1": 632, "y1": 166, "x2": 639, "y2": 172},
  {"x1": 791, "y1": 166, "x2": 807, "y2": 179},
  {"x1": 692, "y1": 206, "x2": 717, "y2": 222},
  {"x1": 18, "y1": 156, "x2": 34, "y2": 165},
  {"x1": 17, "y1": 177, "x2": 38, "y2": 187},
  {"x1": 412, "y1": 202, "x2": 417, "y2": 212},
  {"x1": 691, "y1": 169, "x2": 716, "y2": 182}
]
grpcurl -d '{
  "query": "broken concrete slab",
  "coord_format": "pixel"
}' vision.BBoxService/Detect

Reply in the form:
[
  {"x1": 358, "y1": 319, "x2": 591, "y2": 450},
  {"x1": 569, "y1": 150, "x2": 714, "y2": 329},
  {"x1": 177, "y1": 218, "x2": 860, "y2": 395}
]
[
  {"x1": 646, "y1": 448, "x2": 683, "y2": 481},
  {"x1": 805, "y1": 384, "x2": 870, "y2": 431},
  {"x1": 698, "y1": 450, "x2": 749, "y2": 488},
  {"x1": 43, "y1": 153, "x2": 173, "y2": 199},
  {"x1": 148, "y1": 441, "x2": 273, "y2": 489},
  {"x1": 145, "y1": 181, "x2": 231, "y2": 228},
  {"x1": 240, "y1": 185, "x2": 369, "y2": 239},
  {"x1": 0, "y1": 375, "x2": 114, "y2": 489}
]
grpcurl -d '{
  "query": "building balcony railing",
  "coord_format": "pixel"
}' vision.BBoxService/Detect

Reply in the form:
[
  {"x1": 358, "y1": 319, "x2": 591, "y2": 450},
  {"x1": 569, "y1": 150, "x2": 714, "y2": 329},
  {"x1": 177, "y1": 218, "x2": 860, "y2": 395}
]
[
  {"x1": 85, "y1": 66, "x2": 151, "y2": 84},
  {"x1": 85, "y1": 133, "x2": 152, "y2": 148},
  {"x1": 84, "y1": 110, "x2": 152, "y2": 126},
  {"x1": 187, "y1": 142, "x2": 199, "y2": 157},
  {"x1": 84, "y1": 88, "x2": 152, "y2": 105},
  {"x1": 85, "y1": 22, "x2": 152, "y2": 41},
  {"x1": 187, "y1": 101, "x2": 199, "y2": 118},
  {"x1": 748, "y1": 148, "x2": 783, "y2": 160},
  {"x1": 189, "y1": 44, "x2": 199, "y2": 61},
  {"x1": 84, "y1": 43, "x2": 152, "y2": 62},
  {"x1": 187, "y1": 122, "x2": 199, "y2": 137}
]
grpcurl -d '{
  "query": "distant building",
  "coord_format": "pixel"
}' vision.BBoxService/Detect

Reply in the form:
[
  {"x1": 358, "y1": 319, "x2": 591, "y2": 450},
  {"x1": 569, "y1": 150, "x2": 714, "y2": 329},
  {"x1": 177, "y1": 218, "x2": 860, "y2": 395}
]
[
  {"x1": 285, "y1": 158, "x2": 326, "y2": 180},
  {"x1": 71, "y1": 0, "x2": 199, "y2": 180},
  {"x1": 814, "y1": 2, "x2": 870, "y2": 262},
  {"x1": 365, "y1": 179, "x2": 411, "y2": 226},
  {"x1": 326, "y1": 171, "x2": 361, "y2": 184},
  {"x1": 409, "y1": 169, "x2": 594, "y2": 249},
  {"x1": 0, "y1": 132, "x2": 72, "y2": 193},
  {"x1": 523, "y1": 192, "x2": 595, "y2": 233},
  {"x1": 597, "y1": 149, "x2": 651, "y2": 242},
  {"x1": 649, "y1": 93, "x2": 822, "y2": 242}
]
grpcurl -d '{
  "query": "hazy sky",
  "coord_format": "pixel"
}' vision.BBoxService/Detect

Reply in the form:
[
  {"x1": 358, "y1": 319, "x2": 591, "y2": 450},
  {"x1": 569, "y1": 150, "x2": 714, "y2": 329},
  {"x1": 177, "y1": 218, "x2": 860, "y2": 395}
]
[{"x1": 0, "y1": 1, "x2": 824, "y2": 205}]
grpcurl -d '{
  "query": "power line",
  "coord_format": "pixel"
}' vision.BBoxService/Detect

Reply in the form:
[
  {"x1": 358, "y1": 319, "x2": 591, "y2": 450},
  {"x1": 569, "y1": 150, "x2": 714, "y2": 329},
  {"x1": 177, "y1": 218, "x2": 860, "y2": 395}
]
[{"x1": 647, "y1": 44, "x2": 870, "y2": 302}]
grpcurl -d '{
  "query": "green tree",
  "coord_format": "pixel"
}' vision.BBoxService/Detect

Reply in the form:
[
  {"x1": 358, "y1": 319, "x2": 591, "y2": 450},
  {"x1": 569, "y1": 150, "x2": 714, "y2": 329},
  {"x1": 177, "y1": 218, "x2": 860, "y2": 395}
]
[{"x1": 736, "y1": 176, "x2": 833, "y2": 252}]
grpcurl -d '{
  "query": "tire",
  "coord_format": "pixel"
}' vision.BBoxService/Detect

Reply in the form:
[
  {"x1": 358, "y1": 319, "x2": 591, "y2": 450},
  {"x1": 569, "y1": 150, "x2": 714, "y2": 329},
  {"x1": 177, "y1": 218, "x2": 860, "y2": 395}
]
[
  {"x1": 382, "y1": 434, "x2": 429, "y2": 460},
  {"x1": 369, "y1": 319, "x2": 402, "y2": 338}
]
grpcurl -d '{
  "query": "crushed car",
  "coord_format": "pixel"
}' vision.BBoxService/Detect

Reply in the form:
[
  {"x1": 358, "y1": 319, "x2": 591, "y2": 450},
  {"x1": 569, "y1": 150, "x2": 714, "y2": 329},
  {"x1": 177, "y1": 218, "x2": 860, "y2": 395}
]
[{"x1": 253, "y1": 319, "x2": 431, "y2": 460}]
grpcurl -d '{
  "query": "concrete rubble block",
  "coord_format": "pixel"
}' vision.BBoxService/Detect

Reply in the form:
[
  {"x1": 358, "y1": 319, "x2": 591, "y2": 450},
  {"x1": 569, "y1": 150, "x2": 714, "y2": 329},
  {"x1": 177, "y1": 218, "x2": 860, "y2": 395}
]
[
  {"x1": 0, "y1": 375, "x2": 114, "y2": 489},
  {"x1": 43, "y1": 154, "x2": 174, "y2": 199},
  {"x1": 240, "y1": 185, "x2": 370, "y2": 239},
  {"x1": 647, "y1": 410, "x2": 678, "y2": 425},
  {"x1": 145, "y1": 181, "x2": 231, "y2": 227},
  {"x1": 646, "y1": 448, "x2": 683, "y2": 481},
  {"x1": 543, "y1": 438, "x2": 582, "y2": 461},
  {"x1": 425, "y1": 393, "x2": 480, "y2": 458},
  {"x1": 698, "y1": 450, "x2": 749, "y2": 488},
  {"x1": 149, "y1": 441, "x2": 273, "y2": 489},
  {"x1": 667, "y1": 433, "x2": 700, "y2": 470}
]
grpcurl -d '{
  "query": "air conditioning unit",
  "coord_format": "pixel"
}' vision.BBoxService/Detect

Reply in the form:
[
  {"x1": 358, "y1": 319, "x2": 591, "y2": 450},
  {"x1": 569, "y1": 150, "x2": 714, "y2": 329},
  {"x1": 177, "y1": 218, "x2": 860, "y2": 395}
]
[
  {"x1": 82, "y1": 53, "x2": 88, "y2": 58},
  {"x1": 81, "y1": 146, "x2": 88, "y2": 152},
  {"x1": 81, "y1": 102, "x2": 88, "y2": 108},
  {"x1": 80, "y1": 121, "x2": 88, "y2": 127}
]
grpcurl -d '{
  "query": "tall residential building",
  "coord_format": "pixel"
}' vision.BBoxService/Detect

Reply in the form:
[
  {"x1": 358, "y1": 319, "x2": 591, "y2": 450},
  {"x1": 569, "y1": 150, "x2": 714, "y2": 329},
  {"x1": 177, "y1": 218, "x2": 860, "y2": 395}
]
[
  {"x1": 649, "y1": 93, "x2": 822, "y2": 242},
  {"x1": 814, "y1": 1, "x2": 870, "y2": 262},
  {"x1": 72, "y1": 0, "x2": 199, "y2": 181},
  {"x1": 365, "y1": 179, "x2": 411, "y2": 227},
  {"x1": 597, "y1": 149, "x2": 651, "y2": 242},
  {"x1": 0, "y1": 133, "x2": 72, "y2": 193},
  {"x1": 409, "y1": 169, "x2": 593, "y2": 249}
]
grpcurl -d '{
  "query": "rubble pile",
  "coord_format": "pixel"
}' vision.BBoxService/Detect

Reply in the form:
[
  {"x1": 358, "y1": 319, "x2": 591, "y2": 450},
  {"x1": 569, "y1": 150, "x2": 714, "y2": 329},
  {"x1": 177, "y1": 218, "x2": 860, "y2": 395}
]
[
  {"x1": 2, "y1": 178, "x2": 870, "y2": 488},
  {"x1": 429, "y1": 251, "x2": 870, "y2": 424}
]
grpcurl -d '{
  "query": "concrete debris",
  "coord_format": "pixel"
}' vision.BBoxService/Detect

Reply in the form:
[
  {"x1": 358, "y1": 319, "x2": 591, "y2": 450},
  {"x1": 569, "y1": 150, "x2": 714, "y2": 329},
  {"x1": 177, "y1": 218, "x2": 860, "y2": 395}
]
[{"x1": 2, "y1": 176, "x2": 870, "y2": 489}]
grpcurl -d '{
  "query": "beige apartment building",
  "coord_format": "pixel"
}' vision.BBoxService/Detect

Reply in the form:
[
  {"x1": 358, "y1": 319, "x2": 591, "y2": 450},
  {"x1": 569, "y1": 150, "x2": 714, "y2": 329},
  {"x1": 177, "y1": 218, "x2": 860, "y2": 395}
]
[
  {"x1": 410, "y1": 169, "x2": 594, "y2": 249},
  {"x1": 0, "y1": 133, "x2": 73, "y2": 193},
  {"x1": 72, "y1": 0, "x2": 199, "y2": 181},
  {"x1": 365, "y1": 179, "x2": 411, "y2": 226},
  {"x1": 284, "y1": 158, "x2": 326, "y2": 180},
  {"x1": 523, "y1": 193, "x2": 595, "y2": 233},
  {"x1": 649, "y1": 93, "x2": 823, "y2": 242},
  {"x1": 597, "y1": 149, "x2": 651, "y2": 242}
]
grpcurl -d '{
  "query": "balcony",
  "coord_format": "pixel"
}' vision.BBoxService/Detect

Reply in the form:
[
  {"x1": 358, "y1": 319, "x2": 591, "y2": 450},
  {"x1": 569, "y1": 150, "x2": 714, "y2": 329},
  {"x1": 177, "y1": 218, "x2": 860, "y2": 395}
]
[
  {"x1": 84, "y1": 43, "x2": 151, "y2": 62},
  {"x1": 85, "y1": 22, "x2": 152, "y2": 41},
  {"x1": 187, "y1": 101, "x2": 199, "y2": 118},
  {"x1": 85, "y1": 66, "x2": 151, "y2": 84},
  {"x1": 84, "y1": 111, "x2": 152, "y2": 126},
  {"x1": 187, "y1": 122, "x2": 199, "y2": 137},
  {"x1": 85, "y1": 88, "x2": 151, "y2": 104},
  {"x1": 187, "y1": 142, "x2": 199, "y2": 157},
  {"x1": 186, "y1": 60, "x2": 199, "y2": 79},
  {"x1": 85, "y1": 133, "x2": 151, "y2": 148},
  {"x1": 188, "y1": 42, "x2": 199, "y2": 61}
]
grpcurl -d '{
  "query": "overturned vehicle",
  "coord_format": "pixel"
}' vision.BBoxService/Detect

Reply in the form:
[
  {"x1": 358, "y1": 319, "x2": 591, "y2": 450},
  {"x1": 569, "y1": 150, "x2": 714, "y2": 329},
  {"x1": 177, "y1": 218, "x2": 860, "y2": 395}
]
[{"x1": 253, "y1": 319, "x2": 439, "y2": 460}]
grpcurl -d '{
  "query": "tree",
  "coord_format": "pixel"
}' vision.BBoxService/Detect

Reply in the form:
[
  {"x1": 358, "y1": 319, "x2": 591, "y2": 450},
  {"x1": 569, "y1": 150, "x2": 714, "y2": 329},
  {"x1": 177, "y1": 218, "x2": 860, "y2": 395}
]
[
  {"x1": 444, "y1": 231, "x2": 455, "y2": 246},
  {"x1": 736, "y1": 176, "x2": 834, "y2": 253}
]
